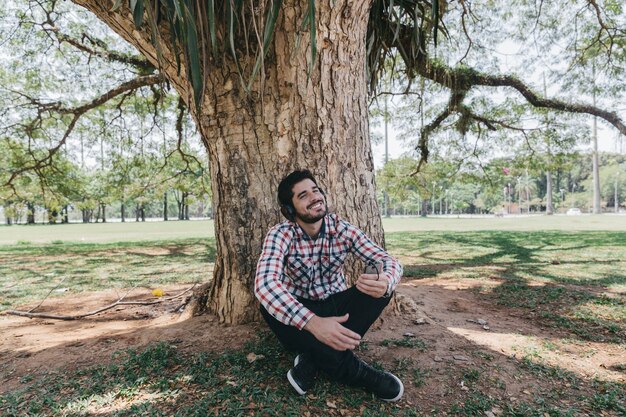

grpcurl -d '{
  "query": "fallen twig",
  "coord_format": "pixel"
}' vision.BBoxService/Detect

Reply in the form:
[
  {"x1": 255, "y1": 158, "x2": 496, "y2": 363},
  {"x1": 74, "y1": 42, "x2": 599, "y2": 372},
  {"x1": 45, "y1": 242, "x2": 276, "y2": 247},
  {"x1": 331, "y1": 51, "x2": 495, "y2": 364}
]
[
  {"x1": 5, "y1": 284, "x2": 197, "y2": 320},
  {"x1": 28, "y1": 276, "x2": 67, "y2": 313}
]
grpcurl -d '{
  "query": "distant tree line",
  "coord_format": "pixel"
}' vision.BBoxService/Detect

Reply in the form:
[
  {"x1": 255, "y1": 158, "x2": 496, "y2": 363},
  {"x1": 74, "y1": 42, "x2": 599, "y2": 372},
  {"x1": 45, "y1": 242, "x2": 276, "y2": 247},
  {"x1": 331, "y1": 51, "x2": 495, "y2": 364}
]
[
  {"x1": 376, "y1": 152, "x2": 626, "y2": 216},
  {"x1": 0, "y1": 137, "x2": 211, "y2": 225}
]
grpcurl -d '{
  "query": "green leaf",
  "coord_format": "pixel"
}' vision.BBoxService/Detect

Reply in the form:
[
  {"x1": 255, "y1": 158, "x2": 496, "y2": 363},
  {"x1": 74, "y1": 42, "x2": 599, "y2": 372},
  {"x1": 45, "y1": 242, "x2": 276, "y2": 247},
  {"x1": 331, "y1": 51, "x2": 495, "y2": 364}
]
[
  {"x1": 171, "y1": 0, "x2": 184, "y2": 19},
  {"x1": 144, "y1": 0, "x2": 164, "y2": 66},
  {"x1": 431, "y1": 0, "x2": 439, "y2": 47},
  {"x1": 206, "y1": 0, "x2": 217, "y2": 58},
  {"x1": 131, "y1": 0, "x2": 145, "y2": 27},
  {"x1": 248, "y1": 0, "x2": 283, "y2": 90},
  {"x1": 182, "y1": 1, "x2": 203, "y2": 107},
  {"x1": 162, "y1": 0, "x2": 183, "y2": 73},
  {"x1": 110, "y1": 0, "x2": 124, "y2": 12},
  {"x1": 225, "y1": 0, "x2": 246, "y2": 90}
]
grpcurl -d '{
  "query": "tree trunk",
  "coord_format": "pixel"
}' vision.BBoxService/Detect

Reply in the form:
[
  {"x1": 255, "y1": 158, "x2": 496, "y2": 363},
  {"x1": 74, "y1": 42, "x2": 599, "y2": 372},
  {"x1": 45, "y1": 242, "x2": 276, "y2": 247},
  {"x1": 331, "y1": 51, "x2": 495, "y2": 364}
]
[
  {"x1": 49, "y1": 209, "x2": 58, "y2": 224},
  {"x1": 615, "y1": 178, "x2": 619, "y2": 213},
  {"x1": 421, "y1": 199, "x2": 428, "y2": 217},
  {"x1": 27, "y1": 202, "x2": 35, "y2": 224},
  {"x1": 384, "y1": 191, "x2": 391, "y2": 218},
  {"x1": 592, "y1": 116, "x2": 602, "y2": 214},
  {"x1": 72, "y1": 0, "x2": 382, "y2": 325},
  {"x1": 163, "y1": 192, "x2": 168, "y2": 221},
  {"x1": 82, "y1": 208, "x2": 91, "y2": 223},
  {"x1": 121, "y1": 202, "x2": 126, "y2": 223},
  {"x1": 546, "y1": 171, "x2": 553, "y2": 215},
  {"x1": 178, "y1": 192, "x2": 185, "y2": 220}
]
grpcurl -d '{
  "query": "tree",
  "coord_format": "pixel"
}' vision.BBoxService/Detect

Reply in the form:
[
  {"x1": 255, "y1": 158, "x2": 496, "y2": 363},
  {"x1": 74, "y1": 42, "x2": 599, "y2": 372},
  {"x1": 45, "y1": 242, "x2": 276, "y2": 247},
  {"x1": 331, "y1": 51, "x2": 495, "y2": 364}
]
[
  {"x1": 5, "y1": 0, "x2": 625, "y2": 324},
  {"x1": 64, "y1": 0, "x2": 413, "y2": 324}
]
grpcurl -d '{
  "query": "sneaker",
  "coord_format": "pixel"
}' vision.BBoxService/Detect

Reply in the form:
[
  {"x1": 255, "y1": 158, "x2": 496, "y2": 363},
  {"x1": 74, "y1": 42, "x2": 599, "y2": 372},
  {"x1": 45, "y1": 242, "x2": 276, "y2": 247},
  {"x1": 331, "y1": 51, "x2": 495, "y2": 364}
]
[
  {"x1": 287, "y1": 353, "x2": 317, "y2": 395},
  {"x1": 349, "y1": 358, "x2": 404, "y2": 402}
]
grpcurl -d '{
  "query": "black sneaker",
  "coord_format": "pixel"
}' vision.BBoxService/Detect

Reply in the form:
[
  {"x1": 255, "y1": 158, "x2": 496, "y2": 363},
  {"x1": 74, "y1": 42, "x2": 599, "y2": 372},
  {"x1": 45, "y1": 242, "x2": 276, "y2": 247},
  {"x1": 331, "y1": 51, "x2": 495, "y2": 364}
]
[
  {"x1": 349, "y1": 358, "x2": 404, "y2": 402},
  {"x1": 287, "y1": 353, "x2": 317, "y2": 395}
]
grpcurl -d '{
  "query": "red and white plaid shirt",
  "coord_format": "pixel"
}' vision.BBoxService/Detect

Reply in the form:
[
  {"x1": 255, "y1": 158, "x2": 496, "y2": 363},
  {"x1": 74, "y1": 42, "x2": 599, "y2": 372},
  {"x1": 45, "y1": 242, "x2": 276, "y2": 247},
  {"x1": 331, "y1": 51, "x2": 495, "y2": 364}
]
[{"x1": 255, "y1": 213, "x2": 403, "y2": 330}]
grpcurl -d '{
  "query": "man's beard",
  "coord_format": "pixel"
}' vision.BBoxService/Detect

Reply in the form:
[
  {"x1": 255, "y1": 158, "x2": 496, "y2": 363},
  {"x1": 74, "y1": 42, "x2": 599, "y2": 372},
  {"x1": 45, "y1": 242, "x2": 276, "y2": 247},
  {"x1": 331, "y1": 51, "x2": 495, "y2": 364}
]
[{"x1": 295, "y1": 203, "x2": 327, "y2": 224}]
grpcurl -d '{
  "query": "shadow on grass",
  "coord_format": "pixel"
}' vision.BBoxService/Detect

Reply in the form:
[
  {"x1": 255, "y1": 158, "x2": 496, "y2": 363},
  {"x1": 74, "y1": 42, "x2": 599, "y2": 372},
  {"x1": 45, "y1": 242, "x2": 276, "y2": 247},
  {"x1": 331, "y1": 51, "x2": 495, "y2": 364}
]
[{"x1": 391, "y1": 231, "x2": 626, "y2": 345}]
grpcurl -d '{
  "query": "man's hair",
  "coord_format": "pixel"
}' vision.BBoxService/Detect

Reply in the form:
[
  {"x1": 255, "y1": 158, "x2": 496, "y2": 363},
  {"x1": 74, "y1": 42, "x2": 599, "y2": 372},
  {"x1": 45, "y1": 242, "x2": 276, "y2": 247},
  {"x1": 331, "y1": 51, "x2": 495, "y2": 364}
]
[{"x1": 277, "y1": 169, "x2": 319, "y2": 207}]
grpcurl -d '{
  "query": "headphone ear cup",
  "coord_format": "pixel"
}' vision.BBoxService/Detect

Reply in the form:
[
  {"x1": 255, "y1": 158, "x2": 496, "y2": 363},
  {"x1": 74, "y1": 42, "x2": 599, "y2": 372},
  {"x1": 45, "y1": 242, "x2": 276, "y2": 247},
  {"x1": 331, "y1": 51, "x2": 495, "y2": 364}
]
[{"x1": 281, "y1": 204, "x2": 296, "y2": 221}]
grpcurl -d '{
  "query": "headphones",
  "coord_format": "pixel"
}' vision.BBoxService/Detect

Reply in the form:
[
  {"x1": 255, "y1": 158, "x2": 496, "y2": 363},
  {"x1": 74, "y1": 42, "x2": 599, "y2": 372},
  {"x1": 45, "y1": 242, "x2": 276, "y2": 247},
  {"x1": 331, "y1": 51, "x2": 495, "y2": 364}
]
[{"x1": 280, "y1": 188, "x2": 325, "y2": 222}]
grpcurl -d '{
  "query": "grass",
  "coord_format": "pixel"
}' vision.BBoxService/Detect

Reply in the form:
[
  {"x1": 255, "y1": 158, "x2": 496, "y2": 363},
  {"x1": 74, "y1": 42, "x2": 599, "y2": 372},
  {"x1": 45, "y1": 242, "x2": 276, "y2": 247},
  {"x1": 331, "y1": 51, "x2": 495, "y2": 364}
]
[
  {"x1": 0, "y1": 335, "x2": 396, "y2": 417},
  {"x1": 1, "y1": 218, "x2": 625, "y2": 416},
  {"x1": 381, "y1": 336, "x2": 428, "y2": 351},
  {"x1": 392, "y1": 230, "x2": 625, "y2": 344},
  {"x1": 0, "y1": 239, "x2": 215, "y2": 311},
  {"x1": 1, "y1": 214, "x2": 625, "y2": 245},
  {"x1": 3, "y1": 335, "x2": 623, "y2": 417},
  {"x1": 0, "y1": 220, "x2": 217, "y2": 245}
]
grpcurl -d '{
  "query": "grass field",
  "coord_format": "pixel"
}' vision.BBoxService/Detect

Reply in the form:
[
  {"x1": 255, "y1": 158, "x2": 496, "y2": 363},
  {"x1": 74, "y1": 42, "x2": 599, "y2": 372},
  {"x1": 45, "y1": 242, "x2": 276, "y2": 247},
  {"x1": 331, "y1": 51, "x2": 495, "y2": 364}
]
[
  {"x1": 1, "y1": 218, "x2": 624, "y2": 416},
  {"x1": 1, "y1": 214, "x2": 625, "y2": 245}
]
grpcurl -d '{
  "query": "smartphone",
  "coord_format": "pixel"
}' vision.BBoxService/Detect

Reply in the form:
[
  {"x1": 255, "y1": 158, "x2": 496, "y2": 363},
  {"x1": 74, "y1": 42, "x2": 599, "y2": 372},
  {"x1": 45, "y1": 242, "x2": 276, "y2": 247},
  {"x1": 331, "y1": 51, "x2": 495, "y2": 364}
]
[{"x1": 364, "y1": 263, "x2": 380, "y2": 275}]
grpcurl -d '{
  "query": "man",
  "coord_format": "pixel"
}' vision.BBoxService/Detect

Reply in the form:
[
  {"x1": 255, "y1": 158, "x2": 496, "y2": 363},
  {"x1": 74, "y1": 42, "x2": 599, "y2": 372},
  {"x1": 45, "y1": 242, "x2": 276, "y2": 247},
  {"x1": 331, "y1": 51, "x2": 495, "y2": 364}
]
[{"x1": 255, "y1": 169, "x2": 404, "y2": 401}]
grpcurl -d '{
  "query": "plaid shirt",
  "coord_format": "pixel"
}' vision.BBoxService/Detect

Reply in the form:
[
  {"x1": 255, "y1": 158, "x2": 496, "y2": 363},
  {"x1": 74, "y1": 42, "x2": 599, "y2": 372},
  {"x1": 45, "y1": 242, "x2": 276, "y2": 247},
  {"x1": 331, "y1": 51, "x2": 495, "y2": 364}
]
[{"x1": 255, "y1": 213, "x2": 403, "y2": 330}]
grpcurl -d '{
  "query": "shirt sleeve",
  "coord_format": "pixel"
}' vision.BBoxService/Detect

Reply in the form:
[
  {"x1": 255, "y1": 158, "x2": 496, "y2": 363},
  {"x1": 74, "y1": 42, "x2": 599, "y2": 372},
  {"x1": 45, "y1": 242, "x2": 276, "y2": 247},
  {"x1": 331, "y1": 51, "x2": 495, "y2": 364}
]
[
  {"x1": 254, "y1": 226, "x2": 314, "y2": 330},
  {"x1": 344, "y1": 223, "x2": 403, "y2": 292}
]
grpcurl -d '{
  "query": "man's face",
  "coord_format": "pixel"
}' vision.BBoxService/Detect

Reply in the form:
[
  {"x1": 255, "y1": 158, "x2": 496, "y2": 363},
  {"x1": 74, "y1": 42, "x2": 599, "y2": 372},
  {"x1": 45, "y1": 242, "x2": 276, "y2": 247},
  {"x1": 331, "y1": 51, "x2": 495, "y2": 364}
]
[{"x1": 291, "y1": 179, "x2": 327, "y2": 224}]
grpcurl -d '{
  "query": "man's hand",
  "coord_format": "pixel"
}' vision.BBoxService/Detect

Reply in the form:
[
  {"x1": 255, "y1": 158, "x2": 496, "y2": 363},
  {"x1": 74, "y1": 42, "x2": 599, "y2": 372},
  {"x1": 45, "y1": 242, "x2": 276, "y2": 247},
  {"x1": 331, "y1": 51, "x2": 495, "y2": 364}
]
[
  {"x1": 355, "y1": 273, "x2": 388, "y2": 298},
  {"x1": 304, "y1": 314, "x2": 361, "y2": 351}
]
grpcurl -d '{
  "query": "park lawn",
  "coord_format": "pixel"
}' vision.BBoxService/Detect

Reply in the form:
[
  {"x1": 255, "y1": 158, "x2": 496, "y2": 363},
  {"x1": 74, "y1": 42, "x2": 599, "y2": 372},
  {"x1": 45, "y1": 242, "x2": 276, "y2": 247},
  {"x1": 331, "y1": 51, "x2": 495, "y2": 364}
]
[
  {"x1": 1, "y1": 214, "x2": 625, "y2": 245},
  {"x1": 1, "y1": 228, "x2": 624, "y2": 416}
]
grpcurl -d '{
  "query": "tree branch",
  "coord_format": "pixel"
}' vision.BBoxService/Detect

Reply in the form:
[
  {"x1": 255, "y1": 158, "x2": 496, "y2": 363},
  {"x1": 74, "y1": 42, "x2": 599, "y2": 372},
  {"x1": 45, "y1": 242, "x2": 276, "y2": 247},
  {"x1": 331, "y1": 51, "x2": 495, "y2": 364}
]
[
  {"x1": 417, "y1": 61, "x2": 626, "y2": 136},
  {"x1": 49, "y1": 27, "x2": 157, "y2": 73},
  {"x1": 4, "y1": 284, "x2": 197, "y2": 320},
  {"x1": 4, "y1": 74, "x2": 166, "y2": 191},
  {"x1": 379, "y1": 18, "x2": 626, "y2": 138}
]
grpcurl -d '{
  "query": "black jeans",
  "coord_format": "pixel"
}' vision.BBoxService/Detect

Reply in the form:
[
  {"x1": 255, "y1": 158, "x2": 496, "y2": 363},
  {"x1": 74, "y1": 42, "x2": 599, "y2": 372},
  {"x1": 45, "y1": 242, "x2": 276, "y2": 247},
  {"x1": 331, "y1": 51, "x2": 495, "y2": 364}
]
[{"x1": 260, "y1": 286, "x2": 391, "y2": 382}]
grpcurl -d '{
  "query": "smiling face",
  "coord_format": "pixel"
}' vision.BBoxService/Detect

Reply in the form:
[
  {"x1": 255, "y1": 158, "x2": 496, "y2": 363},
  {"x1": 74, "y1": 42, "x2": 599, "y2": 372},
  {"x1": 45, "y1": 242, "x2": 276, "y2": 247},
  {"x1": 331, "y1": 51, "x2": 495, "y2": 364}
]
[{"x1": 290, "y1": 178, "x2": 327, "y2": 224}]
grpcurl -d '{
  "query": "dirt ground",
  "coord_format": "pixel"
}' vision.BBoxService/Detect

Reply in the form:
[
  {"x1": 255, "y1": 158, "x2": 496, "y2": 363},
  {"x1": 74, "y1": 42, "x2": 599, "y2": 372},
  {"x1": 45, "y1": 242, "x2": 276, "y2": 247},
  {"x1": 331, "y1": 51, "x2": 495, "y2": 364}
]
[{"x1": 1, "y1": 279, "x2": 624, "y2": 410}]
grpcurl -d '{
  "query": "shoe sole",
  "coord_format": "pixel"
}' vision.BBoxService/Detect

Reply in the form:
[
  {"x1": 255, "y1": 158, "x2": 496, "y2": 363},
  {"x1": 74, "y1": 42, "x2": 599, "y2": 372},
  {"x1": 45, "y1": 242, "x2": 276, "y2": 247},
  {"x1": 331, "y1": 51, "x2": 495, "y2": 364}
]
[
  {"x1": 381, "y1": 372, "x2": 404, "y2": 402},
  {"x1": 287, "y1": 368, "x2": 307, "y2": 395}
]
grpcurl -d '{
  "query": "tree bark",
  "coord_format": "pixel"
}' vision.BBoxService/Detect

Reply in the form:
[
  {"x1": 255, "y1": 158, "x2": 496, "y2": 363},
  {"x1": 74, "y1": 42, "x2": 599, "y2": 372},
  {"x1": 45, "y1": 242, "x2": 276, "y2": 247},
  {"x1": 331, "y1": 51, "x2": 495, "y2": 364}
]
[
  {"x1": 546, "y1": 171, "x2": 553, "y2": 215},
  {"x1": 163, "y1": 192, "x2": 168, "y2": 221},
  {"x1": 27, "y1": 202, "x2": 35, "y2": 224},
  {"x1": 73, "y1": 0, "x2": 382, "y2": 324}
]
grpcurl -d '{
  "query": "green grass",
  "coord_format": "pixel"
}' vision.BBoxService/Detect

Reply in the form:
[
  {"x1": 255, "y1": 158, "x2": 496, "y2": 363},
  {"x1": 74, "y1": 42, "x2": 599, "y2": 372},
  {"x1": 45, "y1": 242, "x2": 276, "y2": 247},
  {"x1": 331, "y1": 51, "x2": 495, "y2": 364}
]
[
  {"x1": 0, "y1": 220, "x2": 216, "y2": 245},
  {"x1": 4, "y1": 335, "x2": 622, "y2": 417},
  {"x1": 0, "y1": 239, "x2": 215, "y2": 311},
  {"x1": 1, "y1": 214, "x2": 625, "y2": 245},
  {"x1": 0, "y1": 335, "x2": 397, "y2": 417},
  {"x1": 381, "y1": 336, "x2": 428, "y2": 350}
]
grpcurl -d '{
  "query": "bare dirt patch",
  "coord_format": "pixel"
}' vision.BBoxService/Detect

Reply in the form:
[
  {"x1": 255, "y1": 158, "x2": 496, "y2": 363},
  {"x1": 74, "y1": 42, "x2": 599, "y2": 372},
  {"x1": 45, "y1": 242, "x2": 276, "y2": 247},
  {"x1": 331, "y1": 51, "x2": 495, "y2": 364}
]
[
  {"x1": 0, "y1": 285, "x2": 259, "y2": 393},
  {"x1": 1, "y1": 279, "x2": 624, "y2": 412}
]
